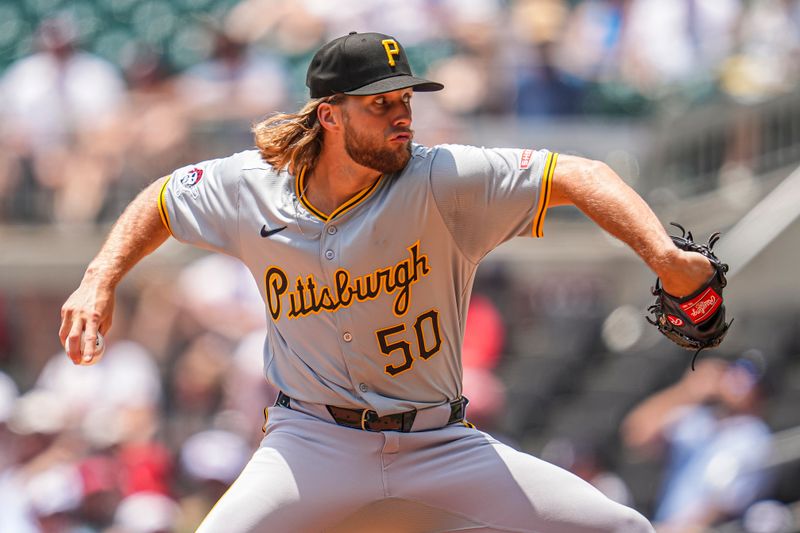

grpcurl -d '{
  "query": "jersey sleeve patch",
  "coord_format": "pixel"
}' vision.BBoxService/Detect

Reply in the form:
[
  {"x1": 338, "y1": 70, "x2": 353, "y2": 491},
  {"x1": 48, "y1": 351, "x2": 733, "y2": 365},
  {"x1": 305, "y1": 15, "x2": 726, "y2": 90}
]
[
  {"x1": 519, "y1": 149, "x2": 534, "y2": 170},
  {"x1": 175, "y1": 166, "x2": 205, "y2": 199},
  {"x1": 532, "y1": 152, "x2": 558, "y2": 238}
]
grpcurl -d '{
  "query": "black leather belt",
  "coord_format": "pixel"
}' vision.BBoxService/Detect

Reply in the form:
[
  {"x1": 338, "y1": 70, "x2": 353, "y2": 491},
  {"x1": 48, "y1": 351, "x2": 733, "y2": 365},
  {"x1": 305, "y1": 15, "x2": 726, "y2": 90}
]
[{"x1": 275, "y1": 391, "x2": 468, "y2": 432}]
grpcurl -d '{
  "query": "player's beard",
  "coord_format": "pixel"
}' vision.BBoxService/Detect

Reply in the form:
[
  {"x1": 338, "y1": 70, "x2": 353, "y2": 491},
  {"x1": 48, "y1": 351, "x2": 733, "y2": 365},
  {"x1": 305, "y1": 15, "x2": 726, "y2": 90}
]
[{"x1": 342, "y1": 117, "x2": 413, "y2": 174}]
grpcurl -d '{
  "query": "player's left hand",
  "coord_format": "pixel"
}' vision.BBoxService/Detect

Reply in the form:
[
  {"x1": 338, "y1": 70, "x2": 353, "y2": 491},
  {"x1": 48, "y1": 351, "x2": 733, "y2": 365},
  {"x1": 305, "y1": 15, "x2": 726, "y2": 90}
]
[
  {"x1": 658, "y1": 249, "x2": 715, "y2": 298},
  {"x1": 647, "y1": 224, "x2": 732, "y2": 368},
  {"x1": 59, "y1": 279, "x2": 115, "y2": 365}
]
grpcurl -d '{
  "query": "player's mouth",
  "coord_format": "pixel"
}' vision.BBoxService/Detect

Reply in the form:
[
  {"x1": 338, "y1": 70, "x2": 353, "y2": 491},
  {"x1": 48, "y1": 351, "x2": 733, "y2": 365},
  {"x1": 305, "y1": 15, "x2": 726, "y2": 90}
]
[{"x1": 388, "y1": 130, "x2": 413, "y2": 143}]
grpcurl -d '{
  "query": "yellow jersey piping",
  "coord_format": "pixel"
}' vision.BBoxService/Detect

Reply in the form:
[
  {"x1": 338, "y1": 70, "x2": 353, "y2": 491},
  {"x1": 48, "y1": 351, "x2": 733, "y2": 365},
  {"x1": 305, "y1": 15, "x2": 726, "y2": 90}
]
[
  {"x1": 295, "y1": 166, "x2": 383, "y2": 222},
  {"x1": 157, "y1": 175, "x2": 174, "y2": 237},
  {"x1": 295, "y1": 167, "x2": 328, "y2": 221},
  {"x1": 533, "y1": 152, "x2": 558, "y2": 238}
]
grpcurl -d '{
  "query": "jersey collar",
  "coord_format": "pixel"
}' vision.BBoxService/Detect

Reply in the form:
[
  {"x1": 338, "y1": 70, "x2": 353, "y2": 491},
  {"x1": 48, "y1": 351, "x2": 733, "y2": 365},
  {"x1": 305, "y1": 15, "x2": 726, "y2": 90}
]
[{"x1": 295, "y1": 166, "x2": 383, "y2": 222}]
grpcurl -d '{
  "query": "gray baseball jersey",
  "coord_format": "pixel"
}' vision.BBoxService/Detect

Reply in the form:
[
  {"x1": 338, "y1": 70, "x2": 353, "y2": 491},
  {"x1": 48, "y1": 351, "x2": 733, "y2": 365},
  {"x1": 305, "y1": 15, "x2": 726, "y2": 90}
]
[
  {"x1": 158, "y1": 144, "x2": 556, "y2": 416},
  {"x1": 160, "y1": 145, "x2": 656, "y2": 533}
]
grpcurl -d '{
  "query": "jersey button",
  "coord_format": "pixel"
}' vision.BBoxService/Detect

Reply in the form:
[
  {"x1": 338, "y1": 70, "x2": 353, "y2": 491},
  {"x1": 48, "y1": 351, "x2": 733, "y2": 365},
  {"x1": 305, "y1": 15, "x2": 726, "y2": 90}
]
[
  {"x1": 325, "y1": 250, "x2": 335, "y2": 260},
  {"x1": 359, "y1": 383, "x2": 368, "y2": 393},
  {"x1": 343, "y1": 332, "x2": 353, "y2": 342},
  {"x1": 327, "y1": 226, "x2": 337, "y2": 235}
]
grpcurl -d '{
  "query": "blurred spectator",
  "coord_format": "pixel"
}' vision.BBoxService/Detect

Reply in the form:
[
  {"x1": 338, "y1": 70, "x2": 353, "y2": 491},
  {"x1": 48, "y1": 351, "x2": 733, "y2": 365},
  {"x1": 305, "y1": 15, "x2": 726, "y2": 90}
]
[
  {"x1": 622, "y1": 354, "x2": 774, "y2": 531},
  {"x1": 112, "y1": 491, "x2": 181, "y2": 533},
  {"x1": 461, "y1": 366, "x2": 507, "y2": 432},
  {"x1": 460, "y1": 293, "x2": 508, "y2": 431},
  {"x1": 113, "y1": 43, "x2": 192, "y2": 207},
  {"x1": 179, "y1": 430, "x2": 250, "y2": 488},
  {"x1": 35, "y1": 339, "x2": 174, "y2": 516},
  {"x1": 427, "y1": 53, "x2": 492, "y2": 116},
  {"x1": 175, "y1": 27, "x2": 289, "y2": 123},
  {"x1": 510, "y1": 0, "x2": 586, "y2": 116},
  {"x1": 554, "y1": 0, "x2": 627, "y2": 85},
  {"x1": 117, "y1": 442, "x2": 174, "y2": 497},
  {"x1": 0, "y1": 388, "x2": 73, "y2": 533},
  {"x1": 515, "y1": 40, "x2": 585, "y2": 116},
  {"x1": 741, "y1": 499, "x2": 797, "y2": 533},
  {"x1": 166, "y1": 334, "x2": 232, "y2": 446},
  {"x1": 175, "y1": 254, "x2": 267, "y2": 342},
  {"x1": 76, "y1": 455, "x2": 123, "y2": 529},
  {"x1": 0, "y1": 372, "x2": 26, "y2": 530},
  {"x1": 0, "y1": 297, "x2": 12, "y2": 363},
  {"x1": 0, "y1": 370, "x2": 19, "y2": 451},
  {"x1": 36, "y1": 340, "x2": 162, "y2": 426},
  {"x1": 25, "y1": 462, "x2": 84, "y2": 532},
  {"x1": 176, "y1": 429, "x2": 250, "y2": 530},
  {"x1": 224, "y1": 330, "x2": 279, "y2": 441},
  {"x1": 618, "y1": 0, "x2": 741, "y2": 96},
  {"x1": 424, "y1": 0, "x2": 511, "y2": 116},
  {"x1": 719, "y1": 0, "x2": 800, "y2": 103},
  {"x1": 462, "y1": 293, "x2": 506, "y2": 370},
  {"x1": 0, "y1": 14, "x2": 127, "y2": 224},
  {"x1": 225, "y1": 0, "x2": 326, "y2": 57}
]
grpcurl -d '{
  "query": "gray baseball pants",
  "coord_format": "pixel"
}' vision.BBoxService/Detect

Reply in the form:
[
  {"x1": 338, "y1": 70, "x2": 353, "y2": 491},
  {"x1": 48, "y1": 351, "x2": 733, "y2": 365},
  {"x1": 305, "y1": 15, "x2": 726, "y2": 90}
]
[{"x1": 196, "y1": 404, "x2": 654, "y2": 533}]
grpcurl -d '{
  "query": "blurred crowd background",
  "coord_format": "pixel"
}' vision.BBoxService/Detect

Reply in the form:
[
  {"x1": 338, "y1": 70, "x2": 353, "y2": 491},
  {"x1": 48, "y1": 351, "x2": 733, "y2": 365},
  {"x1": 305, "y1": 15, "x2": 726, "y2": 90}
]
[
  {"x1": 1, "y1": 0, "x2": 799, "y2": 225},
  {"x1": 2, "y1": 0, "x2": 800, "y2": 532}
]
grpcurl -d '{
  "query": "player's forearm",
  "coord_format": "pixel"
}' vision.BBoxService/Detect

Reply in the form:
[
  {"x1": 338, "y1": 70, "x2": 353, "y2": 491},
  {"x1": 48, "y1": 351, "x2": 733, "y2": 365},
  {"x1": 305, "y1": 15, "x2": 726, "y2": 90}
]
[
  {"x1": 550, "y1": 156, "x2": 717, "y2": 298},
  {"x1": 83, "y1": 177, "x2": 170, "y2": 289},
  {"x1": 550, "y1": 155, "x2": 677, "y2": 274}
]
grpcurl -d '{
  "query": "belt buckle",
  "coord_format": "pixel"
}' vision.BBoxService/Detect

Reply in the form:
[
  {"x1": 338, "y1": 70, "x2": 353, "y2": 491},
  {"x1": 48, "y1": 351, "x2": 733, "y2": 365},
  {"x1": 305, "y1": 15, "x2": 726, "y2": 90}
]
[{"x1": 360, "y1": 409, "x2": 378, "y2": 431}]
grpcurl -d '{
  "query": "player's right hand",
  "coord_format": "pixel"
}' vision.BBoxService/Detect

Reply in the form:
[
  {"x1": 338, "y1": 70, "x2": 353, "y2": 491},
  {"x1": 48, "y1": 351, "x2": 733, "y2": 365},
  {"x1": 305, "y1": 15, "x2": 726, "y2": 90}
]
[{"x1": 59, "y1": 280, "x2": 116, "y2": 365}]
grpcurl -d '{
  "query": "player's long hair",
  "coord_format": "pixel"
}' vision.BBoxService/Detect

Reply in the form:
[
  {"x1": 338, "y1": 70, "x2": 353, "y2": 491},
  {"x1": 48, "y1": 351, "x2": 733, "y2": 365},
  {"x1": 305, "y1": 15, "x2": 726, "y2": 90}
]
[{"x1": 252, "y1": 95, "x2": 343, "y2": 174}]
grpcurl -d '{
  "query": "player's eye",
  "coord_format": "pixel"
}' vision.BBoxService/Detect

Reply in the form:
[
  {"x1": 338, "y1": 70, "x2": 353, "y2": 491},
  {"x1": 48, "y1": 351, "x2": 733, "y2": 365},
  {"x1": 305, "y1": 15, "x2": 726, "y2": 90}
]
[{"x1": 374, "y1": 97, "x2": 386, "y2": 106}]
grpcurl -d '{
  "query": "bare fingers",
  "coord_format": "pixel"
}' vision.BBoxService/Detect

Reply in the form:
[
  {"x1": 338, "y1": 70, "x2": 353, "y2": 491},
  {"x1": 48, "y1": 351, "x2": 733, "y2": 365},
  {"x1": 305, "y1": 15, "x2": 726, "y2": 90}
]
[
  {"x1": 60, "y1": 301, "x2": 105, "y2": 365},
  {"x1": 65, "y1": 314, "x2": 86, "y2": 364}
]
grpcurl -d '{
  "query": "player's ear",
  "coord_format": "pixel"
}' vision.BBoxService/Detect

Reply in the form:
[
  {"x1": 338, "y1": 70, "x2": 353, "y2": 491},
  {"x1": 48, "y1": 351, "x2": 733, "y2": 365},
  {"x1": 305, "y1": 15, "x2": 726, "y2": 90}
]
[{"x1": 317, "y1": 101, "x2": 342, "y2": 132}]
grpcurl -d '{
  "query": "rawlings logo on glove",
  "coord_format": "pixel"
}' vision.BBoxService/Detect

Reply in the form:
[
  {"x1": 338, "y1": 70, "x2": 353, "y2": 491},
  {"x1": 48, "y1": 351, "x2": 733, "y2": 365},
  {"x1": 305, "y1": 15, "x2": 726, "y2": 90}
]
[
  {"x1": 680, "y1": 287, "x2": 722, "y2": 323},
  {"x1": 647, "y1": 223, "x2": 733, "y2": 369}
]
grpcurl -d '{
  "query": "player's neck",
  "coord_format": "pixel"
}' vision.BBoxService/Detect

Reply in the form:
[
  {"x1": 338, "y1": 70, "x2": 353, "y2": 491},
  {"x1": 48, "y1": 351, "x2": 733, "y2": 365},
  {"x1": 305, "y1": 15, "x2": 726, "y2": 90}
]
[{"x1": 303, "y1": 146, "x2": 381, "y2": 217}]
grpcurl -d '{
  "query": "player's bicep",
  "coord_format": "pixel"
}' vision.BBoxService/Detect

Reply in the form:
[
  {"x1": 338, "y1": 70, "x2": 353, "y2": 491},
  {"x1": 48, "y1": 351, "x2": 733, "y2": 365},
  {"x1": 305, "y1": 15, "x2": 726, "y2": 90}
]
[{"x1": 548, "y1": 154, "x2": 610, "y2": 207}]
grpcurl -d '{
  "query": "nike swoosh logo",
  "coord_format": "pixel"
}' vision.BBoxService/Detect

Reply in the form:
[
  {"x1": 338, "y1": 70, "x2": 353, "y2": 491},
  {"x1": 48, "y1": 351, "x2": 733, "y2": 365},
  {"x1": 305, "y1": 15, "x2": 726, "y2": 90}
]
[{"x1": 261, "y1": 224, "x2": 287, "y2": 238}]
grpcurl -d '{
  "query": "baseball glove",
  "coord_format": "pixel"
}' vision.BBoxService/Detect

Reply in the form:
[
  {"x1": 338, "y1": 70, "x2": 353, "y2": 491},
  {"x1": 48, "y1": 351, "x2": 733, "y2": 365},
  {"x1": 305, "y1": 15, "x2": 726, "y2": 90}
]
[{"x1": 647, "y1": 223, "x2": 732, "y2": 369}]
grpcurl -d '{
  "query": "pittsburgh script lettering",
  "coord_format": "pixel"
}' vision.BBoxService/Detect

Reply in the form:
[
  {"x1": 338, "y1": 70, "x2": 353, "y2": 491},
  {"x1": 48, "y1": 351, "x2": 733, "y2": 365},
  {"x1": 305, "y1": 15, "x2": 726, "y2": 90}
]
[{"x1": 264, "y1": 242, "x2": 430, "y2": 321}]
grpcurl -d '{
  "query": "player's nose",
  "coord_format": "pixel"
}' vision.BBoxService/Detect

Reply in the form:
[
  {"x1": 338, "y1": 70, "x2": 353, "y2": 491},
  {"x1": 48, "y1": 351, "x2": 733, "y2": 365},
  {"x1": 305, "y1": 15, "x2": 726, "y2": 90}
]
[{"x1": 391, "y1": 102, "x2": 412, "y2": 128}]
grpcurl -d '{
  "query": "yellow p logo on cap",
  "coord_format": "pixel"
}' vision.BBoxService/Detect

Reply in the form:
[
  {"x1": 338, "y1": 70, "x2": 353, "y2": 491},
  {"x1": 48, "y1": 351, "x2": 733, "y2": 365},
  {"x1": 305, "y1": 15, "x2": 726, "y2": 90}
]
[{"x1": 381, "y1": 39, "x2": 400, "y2": 67}]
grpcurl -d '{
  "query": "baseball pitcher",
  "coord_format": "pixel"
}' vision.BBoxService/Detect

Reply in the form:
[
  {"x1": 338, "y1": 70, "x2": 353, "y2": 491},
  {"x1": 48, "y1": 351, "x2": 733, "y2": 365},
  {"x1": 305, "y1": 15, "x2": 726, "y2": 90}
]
[{"x1": 60, "y1": 32, "x2": 721, "y2": 532}]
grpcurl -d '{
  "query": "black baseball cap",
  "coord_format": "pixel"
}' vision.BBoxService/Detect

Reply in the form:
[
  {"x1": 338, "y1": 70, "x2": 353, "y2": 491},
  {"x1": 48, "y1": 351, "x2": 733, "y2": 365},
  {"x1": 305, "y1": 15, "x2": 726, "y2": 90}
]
[{"x1": 306, "y1": 32, "x2": 444, "y2": 98}]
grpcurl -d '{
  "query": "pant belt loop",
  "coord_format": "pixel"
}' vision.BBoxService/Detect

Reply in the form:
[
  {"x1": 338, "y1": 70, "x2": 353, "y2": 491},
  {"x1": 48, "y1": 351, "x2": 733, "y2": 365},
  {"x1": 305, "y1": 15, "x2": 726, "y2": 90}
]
[{"x1": 401, "y1": 410, "x2": 416, "y2": 432}]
